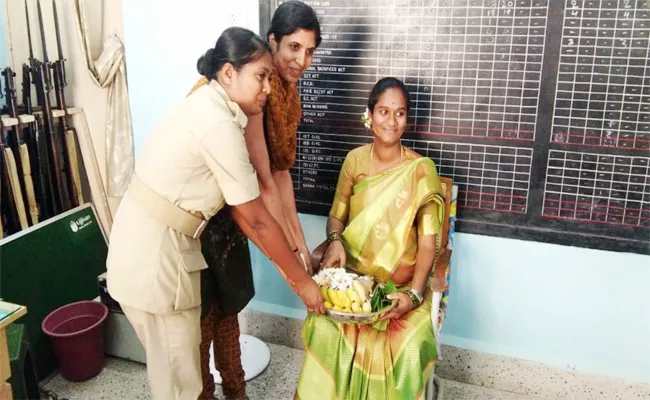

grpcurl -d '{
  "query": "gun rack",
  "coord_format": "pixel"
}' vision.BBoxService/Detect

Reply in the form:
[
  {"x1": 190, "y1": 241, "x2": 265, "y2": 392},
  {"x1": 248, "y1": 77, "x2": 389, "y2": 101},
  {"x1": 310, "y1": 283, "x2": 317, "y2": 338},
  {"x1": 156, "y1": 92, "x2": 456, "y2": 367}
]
[{"x1": 0, "y1": 107, "x2": 112, "y2": 238}]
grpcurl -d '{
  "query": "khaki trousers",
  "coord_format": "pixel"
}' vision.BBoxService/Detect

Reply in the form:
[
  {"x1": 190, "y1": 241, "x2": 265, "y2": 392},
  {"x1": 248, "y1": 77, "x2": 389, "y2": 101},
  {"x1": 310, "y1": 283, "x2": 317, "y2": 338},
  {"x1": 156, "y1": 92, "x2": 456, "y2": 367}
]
[{"x1": 122, "y1": 305, "x2": 202, "y2": 400}]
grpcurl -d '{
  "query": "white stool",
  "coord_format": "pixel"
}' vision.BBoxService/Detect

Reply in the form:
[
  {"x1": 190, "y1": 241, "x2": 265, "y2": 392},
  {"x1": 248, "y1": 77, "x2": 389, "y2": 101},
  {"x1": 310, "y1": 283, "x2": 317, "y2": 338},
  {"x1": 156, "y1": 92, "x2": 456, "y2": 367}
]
[{"x1": 209, "y1": 334, "x2": 271, "y2": 383}]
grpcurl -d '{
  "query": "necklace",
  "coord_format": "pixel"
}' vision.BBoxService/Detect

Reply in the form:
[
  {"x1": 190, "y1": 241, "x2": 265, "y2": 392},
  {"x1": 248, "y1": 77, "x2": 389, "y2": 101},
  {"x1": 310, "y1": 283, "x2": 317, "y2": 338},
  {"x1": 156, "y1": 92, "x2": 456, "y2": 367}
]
[{"x1": 369, "y1": 144, "x2": 404, "y2": 176}]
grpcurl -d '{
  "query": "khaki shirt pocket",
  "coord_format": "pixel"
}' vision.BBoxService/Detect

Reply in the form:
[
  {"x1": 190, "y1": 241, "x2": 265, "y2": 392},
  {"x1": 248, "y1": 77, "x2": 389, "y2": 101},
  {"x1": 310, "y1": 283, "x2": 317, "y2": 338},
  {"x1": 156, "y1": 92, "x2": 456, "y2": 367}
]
[{"x1": 174, "y1": 248, "x2": 207, "y2": 311}]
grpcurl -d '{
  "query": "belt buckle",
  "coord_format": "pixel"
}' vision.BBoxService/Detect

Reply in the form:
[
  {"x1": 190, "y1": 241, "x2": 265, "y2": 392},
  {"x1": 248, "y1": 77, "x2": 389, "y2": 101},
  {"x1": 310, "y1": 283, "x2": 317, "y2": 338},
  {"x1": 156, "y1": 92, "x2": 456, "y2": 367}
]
[{"x1": 192, "y1": 219, "x2": 208, "y2": 239}]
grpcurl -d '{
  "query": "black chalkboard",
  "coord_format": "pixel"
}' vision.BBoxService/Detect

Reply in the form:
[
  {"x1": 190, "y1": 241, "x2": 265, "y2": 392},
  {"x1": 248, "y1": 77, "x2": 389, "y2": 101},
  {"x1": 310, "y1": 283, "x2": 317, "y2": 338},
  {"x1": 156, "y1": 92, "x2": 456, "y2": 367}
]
[{"x1": 260, "y1": 0, "x2": 650, "y2": 255}]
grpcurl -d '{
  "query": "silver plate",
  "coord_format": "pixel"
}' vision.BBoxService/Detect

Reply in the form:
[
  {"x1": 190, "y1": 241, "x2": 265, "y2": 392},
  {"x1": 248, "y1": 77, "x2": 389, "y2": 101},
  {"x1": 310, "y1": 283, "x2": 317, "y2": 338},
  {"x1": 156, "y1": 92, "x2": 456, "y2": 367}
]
[{"x1": 323, "y1": 301, "x2": 396, "y2": 325}]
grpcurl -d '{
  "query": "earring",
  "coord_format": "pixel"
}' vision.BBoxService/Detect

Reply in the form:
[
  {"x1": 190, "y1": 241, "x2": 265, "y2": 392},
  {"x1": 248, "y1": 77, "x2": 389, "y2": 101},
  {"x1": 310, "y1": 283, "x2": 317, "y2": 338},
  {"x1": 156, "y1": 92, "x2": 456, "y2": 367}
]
[{"x1": 361, "y1": 108, "x2": 371, "y2": 129}]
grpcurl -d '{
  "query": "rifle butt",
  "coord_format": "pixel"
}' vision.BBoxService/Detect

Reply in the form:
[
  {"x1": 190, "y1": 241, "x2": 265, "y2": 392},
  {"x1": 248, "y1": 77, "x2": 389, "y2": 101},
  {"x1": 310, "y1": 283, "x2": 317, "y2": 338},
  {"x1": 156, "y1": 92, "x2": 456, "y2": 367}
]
[{"x1": 65, "y1": 127, "x2": 84, "y2": 205}]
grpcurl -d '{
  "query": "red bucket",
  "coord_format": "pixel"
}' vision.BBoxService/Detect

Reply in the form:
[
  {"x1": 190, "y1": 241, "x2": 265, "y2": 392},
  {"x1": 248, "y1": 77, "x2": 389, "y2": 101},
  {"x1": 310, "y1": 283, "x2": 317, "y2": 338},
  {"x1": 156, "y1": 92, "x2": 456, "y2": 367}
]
[{"x1": 42, "y1": 301, "x2": 108, "y2": 381}]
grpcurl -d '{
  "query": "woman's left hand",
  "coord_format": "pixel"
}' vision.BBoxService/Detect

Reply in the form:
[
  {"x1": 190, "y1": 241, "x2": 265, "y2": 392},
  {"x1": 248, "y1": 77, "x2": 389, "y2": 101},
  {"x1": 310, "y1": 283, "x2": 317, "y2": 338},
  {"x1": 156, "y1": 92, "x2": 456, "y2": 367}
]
[{"x1": 381, "y1": 292, "x2": 414, "y2": 320}]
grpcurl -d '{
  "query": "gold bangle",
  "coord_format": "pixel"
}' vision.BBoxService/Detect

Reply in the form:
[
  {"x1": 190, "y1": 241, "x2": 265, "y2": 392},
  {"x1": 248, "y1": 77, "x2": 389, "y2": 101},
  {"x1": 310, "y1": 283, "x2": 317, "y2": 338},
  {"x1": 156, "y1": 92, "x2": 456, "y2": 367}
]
[
  {"x1": 327, "y1": 231, "x2": 342, "y2": 243},
  {"x1": 405, "y1": 289, "x2": 423, "y2": 308}
]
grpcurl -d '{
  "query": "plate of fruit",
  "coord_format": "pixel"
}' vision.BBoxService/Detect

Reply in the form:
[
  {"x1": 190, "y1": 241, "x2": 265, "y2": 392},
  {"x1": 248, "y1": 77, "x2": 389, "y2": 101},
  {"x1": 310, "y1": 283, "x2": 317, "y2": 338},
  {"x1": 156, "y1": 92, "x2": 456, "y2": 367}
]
[{"x1": 312, "y1": 268, "x2": 397, "y2": 324}]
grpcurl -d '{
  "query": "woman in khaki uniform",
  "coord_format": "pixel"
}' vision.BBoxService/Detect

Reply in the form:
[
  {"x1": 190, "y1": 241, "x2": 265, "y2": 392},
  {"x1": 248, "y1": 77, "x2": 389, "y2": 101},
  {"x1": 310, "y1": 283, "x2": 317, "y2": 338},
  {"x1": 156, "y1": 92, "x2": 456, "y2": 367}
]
[
  {"x1": 194, "y1": 3, "x2": 323, "y2": 399},
  {"x1": 105, "y1": 27, "x2": 324, "y2": 400}
]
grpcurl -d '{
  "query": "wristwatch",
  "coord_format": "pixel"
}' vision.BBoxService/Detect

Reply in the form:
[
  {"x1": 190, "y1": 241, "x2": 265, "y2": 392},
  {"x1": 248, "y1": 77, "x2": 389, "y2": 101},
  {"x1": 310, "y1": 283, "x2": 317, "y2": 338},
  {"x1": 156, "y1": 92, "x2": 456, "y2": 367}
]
[
  {"x1": 327, "y1": 231, "x2": 342, "y2": 243},
  {"x1": 405, "y1": 289, "x2": 424, "y2": 308}
]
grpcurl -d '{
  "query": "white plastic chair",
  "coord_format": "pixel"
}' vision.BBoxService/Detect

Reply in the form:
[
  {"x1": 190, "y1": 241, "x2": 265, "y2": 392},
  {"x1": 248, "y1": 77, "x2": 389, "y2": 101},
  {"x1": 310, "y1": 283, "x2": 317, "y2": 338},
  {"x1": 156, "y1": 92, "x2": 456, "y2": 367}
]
[
  {"x1": 426, "y1": 290, "x2": 445, "y2": 400},
  {"x1": 425, "y1": 179, "x2": 457, "y2": 400}
]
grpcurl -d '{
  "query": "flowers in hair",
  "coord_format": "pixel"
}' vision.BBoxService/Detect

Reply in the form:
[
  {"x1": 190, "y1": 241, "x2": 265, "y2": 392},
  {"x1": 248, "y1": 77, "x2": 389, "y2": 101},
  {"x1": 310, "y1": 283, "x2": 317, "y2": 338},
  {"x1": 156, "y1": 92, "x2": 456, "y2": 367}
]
[{"x1": 361, "y1": 108, "x2": 371, "y2": 129}]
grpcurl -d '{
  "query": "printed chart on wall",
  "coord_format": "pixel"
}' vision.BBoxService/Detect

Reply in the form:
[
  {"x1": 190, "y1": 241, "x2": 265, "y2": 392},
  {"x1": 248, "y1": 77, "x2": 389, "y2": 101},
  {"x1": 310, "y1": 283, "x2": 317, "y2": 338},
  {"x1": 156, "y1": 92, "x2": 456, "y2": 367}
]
[{"x1": 260, "y1": 0, "x2": 650, "y2": 254}]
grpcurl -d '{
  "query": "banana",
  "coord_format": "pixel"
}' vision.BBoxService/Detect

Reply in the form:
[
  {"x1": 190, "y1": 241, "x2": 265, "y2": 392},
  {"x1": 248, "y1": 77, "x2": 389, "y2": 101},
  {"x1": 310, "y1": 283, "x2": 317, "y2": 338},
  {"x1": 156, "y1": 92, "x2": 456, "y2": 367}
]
[
  {"x1": 327, "y1": 288, "x2": 340, "y2": 307},
  {"x1": 358, "y1": 277, "x2": 374, "y2": 295},
  {"x1": 315, "y1": 271, "x2": 377, "y2": 315},
  {"x1": 362, "y1": 300, "x2": 372, "y2": 313},
  {"x1": 352, "y1": 280, "x2": 368, "y2": 302},
  {"x1": 336, "y1": 289, "x2": 351, "y2": 308},
  {"x1": 320, "y1": 286, "x2": 331, "y2": 303},
  {"x1": 346, "y1": 287, "x2": 361, "y2": 304}
]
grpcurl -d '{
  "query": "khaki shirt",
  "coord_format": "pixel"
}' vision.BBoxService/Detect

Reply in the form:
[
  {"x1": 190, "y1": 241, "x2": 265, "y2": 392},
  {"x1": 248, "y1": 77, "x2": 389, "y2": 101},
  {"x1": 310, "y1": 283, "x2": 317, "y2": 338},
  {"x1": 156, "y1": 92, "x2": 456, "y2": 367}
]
[{"x1": 106, "y1": 80, "x2": 260, "y2": 315}]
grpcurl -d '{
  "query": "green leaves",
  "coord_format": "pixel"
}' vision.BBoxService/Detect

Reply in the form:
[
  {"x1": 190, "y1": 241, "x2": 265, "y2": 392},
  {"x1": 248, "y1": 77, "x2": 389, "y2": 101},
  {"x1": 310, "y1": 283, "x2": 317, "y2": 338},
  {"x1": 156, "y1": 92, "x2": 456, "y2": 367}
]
[
  {"x1": 370, "y1": 280, "x2": 397, "y2": 312},
  {"x1": 370, "y1": 287, "x2": 383, "y2": 312}
]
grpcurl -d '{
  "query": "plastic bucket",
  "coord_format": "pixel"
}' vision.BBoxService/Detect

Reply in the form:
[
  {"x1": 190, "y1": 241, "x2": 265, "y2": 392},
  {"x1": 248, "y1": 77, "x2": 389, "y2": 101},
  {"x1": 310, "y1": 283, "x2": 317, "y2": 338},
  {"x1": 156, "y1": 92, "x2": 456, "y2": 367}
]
[{"x1": 42, "y1": 301, "x2": 108, "y2": 381}]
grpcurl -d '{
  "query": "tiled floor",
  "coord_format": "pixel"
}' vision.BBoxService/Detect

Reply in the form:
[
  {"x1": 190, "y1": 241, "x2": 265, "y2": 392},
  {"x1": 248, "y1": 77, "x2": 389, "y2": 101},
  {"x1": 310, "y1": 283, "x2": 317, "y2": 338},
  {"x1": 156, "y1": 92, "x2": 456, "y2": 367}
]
[{"x1": 41, "y1": 343, "x2": 546, "y2": 399}]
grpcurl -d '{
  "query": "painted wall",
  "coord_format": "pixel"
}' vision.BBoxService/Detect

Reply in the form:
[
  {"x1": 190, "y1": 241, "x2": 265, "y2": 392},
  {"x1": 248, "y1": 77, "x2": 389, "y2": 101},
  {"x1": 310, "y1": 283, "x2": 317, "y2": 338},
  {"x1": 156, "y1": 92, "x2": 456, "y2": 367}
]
[
  {"x1": 120, "y1": 0, "x2": 650, "y2": 385},
  {"x1": 0, "y1": 0, "x2": 7, "y2": 71},
  {"x1": 122, "y1": 0, "x2": 258, "y2": 157},
  {"x1": 0, "y1": 0, "x2": 9, "y2": 107}
]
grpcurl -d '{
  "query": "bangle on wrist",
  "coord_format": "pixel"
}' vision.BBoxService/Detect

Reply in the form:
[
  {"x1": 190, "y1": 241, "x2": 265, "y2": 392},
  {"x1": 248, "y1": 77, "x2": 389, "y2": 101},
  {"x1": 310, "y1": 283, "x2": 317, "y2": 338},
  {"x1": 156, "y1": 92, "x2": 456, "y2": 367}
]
[
  {"x1": 405, "y1": 289, "x2": 423, "y2": 308},
  {"x1": 327, "y1": 231, "x2": 342, "y2": 243}
]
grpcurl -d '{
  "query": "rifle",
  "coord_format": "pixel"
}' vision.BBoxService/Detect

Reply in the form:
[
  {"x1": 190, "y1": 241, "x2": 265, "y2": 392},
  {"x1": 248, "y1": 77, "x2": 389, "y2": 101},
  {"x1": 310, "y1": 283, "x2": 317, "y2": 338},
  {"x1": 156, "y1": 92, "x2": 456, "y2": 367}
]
[
  {"x1": 21, "y1": 0, "x2": 56, "y2": 220},
  {"x1": 2, "y1": 66, "x2": 39, "y2": 226},
  {"x1": 34, "y1": 0, "x2": 71, "y2": 213},
  {"x1": 0, "y1": 115, "x2": 10, "y2": 237},
  {"x1": 0, "y1": 166, "x2": 3, "y2": 237},
  {"x1": 0, "y1": 112, "x2": 28, "y2": 234},
  {"x1": 51, "y1": 0, "x2": 83, "y2": 207}
]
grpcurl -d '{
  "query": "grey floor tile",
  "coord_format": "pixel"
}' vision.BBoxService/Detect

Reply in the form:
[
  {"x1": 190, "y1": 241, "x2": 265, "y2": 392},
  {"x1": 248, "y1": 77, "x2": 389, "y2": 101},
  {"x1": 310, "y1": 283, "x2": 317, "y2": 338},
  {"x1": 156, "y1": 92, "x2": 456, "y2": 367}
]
[
  {"x1": 441, "y1": 379, "x2": 547, "y2": 400},
  {"x1": 41, "y1": 343, "x2": 546, "y2": 400}
]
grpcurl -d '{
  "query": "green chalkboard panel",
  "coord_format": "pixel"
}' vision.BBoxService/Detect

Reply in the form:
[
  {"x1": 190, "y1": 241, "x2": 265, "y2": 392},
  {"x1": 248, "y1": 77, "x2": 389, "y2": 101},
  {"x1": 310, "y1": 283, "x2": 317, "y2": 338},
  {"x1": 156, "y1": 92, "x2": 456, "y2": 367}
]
[{"x1": 0, "y1": 203, "x2": 108, "y2": 379}]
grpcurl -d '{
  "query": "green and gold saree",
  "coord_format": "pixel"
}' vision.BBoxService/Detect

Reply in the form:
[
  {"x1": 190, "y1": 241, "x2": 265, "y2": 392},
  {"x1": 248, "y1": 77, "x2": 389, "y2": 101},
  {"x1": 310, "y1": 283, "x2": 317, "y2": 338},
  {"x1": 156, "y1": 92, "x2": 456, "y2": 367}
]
[{"x1": 296, "y1": 144, "x2": 445, "y2": 400}]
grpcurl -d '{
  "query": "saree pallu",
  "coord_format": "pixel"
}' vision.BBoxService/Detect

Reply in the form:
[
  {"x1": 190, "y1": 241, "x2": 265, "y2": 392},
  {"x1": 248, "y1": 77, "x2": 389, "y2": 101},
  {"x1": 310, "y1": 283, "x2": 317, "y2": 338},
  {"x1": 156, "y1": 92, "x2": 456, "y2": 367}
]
[{"x1": 296, "y1": 156, "x2": 445, "y2": 400}]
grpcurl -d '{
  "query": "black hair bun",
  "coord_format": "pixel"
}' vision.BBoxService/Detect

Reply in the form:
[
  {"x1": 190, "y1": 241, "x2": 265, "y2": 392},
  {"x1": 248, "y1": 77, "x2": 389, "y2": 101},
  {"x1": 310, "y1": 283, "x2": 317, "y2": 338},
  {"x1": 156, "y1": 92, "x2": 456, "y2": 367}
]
[{"x1": 196, "y1": 48, "x2": 216, "y2": 76}]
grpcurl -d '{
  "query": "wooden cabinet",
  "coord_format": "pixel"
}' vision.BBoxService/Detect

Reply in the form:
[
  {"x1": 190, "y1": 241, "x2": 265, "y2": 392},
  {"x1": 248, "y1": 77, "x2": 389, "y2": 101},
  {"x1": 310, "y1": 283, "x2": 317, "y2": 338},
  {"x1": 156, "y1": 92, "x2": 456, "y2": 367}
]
[{"x1": 0, "y1": 302, "x2": 27, "y2": 400}]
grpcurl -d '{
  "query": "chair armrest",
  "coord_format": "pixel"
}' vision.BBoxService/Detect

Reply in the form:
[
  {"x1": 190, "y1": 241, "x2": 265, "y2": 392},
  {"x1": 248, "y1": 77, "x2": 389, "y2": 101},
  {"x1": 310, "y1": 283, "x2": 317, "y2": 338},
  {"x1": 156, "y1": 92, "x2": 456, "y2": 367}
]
[
  {"x1": 432, "y1": 248, "x2": 452, "y2": 293},
  {"x1": 310, "y1": 240, "x2": 329, "y2": 272}
]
